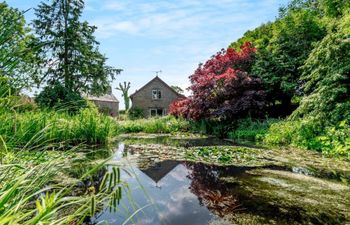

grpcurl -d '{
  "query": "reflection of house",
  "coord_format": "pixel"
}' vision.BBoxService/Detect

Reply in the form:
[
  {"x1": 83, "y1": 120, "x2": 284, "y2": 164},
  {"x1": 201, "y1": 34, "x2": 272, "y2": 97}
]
[
  {"x1": 87, "y1": 90, "x2": 119, "y2": 117},
  {"x1": 141, "y1": 160, "x2": 179, "y2": 183},
  {"x1": 130, "y1": 76, "x2": 185, "y2": 118}
]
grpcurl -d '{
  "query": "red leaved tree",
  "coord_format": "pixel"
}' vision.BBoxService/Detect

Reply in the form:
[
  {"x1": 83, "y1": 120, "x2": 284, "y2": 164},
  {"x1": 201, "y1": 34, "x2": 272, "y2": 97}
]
[{"x1": 169, "y1": 42, "x2": 265, "y2": 121}]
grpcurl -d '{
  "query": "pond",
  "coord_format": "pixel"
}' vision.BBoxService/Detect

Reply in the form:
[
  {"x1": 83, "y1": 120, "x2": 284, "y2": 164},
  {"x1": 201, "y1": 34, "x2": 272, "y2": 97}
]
[{"x1": 90, "y1": 135, "x2": 350, "y2": 225}]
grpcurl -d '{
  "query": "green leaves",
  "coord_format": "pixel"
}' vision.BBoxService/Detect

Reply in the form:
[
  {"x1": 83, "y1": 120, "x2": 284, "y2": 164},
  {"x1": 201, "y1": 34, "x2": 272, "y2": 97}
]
[
  {"x1": 33, "y1": 0, "x2": 121, "y2": 97},
  {"x1": 0, "y1": 2, "x2": 40, "y2": 90},
  {"x1": 293, "y1": 12, "x2": 350, "y2": 123}
]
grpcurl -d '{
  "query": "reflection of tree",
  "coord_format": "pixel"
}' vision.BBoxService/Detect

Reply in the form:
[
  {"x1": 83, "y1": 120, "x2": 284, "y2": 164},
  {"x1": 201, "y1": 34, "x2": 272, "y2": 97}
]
[{"x1": 184, "y1": 162, "x2": 240, "y2": 217}]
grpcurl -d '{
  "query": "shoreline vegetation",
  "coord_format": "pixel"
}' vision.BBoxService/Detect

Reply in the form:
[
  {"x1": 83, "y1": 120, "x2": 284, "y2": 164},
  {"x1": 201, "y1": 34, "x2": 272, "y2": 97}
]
[{"x1": 1, "y1": 0, "x2": 349, "y2": 224}]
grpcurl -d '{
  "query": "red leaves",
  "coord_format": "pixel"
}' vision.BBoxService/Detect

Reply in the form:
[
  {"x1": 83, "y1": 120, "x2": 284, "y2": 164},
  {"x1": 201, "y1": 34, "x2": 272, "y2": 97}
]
[{"x1": 170, "y1": 42, "x2": 265, "y2": 121}]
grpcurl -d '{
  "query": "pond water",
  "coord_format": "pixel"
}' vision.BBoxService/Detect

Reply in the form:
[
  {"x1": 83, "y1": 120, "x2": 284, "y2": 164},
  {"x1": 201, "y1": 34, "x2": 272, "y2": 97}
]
[{"x1": 90, "y1": 136, "x2": 350, "y2": 225}]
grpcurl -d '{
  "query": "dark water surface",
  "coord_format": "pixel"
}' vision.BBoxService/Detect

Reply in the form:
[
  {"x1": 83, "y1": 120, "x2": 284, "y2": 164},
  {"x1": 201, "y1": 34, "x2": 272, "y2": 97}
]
[{"x1": 90, "y1": 137, "x2": 350, "y2": 225}]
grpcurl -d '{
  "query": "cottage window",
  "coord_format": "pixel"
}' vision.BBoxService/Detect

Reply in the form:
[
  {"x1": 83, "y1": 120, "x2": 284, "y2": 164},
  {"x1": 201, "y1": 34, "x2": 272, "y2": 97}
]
[
  {"x1": 150, "y1": 108, "x2": 164, "y2": 117},
  {"x1": 152, "y1": 89, "x2": 161, "y2": 99}
]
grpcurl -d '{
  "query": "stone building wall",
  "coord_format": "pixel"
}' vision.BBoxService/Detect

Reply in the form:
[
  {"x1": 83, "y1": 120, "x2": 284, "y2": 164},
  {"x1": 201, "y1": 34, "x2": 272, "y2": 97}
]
[
  {"x1": 130, "y1": 77, "x2": 183, "y2": 118},
  {"x1": 91, "y1": 100, "x2": 119, "y2": 117}
]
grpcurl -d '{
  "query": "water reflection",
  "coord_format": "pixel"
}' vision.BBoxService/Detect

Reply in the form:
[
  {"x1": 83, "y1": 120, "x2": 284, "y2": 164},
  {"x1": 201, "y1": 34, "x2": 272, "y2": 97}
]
[
  {"x1": 91, "y1": 143, "x2": 236, "y2": 225},
  {"x1": 90, "y1": 141, "x2": 350, "y2": 225}
]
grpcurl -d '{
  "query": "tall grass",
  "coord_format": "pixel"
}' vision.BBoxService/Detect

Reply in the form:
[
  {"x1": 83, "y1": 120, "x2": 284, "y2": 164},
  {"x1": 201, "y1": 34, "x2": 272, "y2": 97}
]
[
  {"x1": 0, "y1": 147, "x2": 127, "y2": 224},
  {"x1": 0, "y1": 107, "x2": 115, "y2": 148},
  {"x1": 116, "y1": 116, "x2": 190, "y2": 134}
]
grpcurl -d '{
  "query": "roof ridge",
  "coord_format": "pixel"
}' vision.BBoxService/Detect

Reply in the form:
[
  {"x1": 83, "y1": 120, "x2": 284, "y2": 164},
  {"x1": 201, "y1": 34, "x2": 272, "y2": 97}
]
[{"x1": 130, "y1": 76, "x2": 185, "y2": 98}]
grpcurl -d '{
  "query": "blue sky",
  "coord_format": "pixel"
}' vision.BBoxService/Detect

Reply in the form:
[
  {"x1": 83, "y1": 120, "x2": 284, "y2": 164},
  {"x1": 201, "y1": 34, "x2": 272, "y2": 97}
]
[{"x1": 7, "y1": 0, "x2": 289, "y2": 109}]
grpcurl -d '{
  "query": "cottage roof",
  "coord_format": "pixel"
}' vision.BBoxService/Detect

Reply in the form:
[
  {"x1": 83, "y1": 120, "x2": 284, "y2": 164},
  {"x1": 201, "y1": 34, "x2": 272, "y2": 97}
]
[
  {"x1": 141, "y1": 160, "x2": 179, "y2": 183},
  {"x1": 130, "y1": 76, "x2": 185, "y2": 99},
  {"x1": 87, "y1": 93, "x2": 119, "y2": 103}
]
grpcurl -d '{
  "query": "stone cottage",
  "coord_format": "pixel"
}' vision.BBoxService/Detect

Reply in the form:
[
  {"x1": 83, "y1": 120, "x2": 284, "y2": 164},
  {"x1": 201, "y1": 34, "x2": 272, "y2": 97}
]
[
  {"x1": 87, "y1": 90, "x2": 119, "y2": 117},
  {"x1": 130, "y1": 76, "x2": 185, "y2": 118}
]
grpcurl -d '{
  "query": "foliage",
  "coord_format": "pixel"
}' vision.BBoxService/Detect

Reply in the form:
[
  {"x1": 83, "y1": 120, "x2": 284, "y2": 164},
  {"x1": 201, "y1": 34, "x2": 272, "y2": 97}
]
[
  {"x1": 128, "y1": 107, "x2": 144, "y2": 120},
  {"x1": 169, "y1": 98, "x2": 191, "y2": 119},
  {"x1": 263, "y1": 118, "x2": 350, "y2": 158},
  {"x1": 292, "y1": 13, "x2": 350, "y2": 124},
  {"x1": 0, "y1": 107, "x2": 114, "y2": 148},
  {"x1": 35, "y1": 82, "x2": 87, "y2": 113},
  {"x1": 228, "y1": 118, "x2": 280, "y2": 143},
  {"x1": 0, "y1": 144, "x2": 126, "y2": 224},
  {"x1": 116, "y1": 116, "x2": 190, "y2": 134},
  {"x1": 0, "y1": 2, "x2": 40, "y2": 89},
  {"x1": 263, "y1": 118, "x2": 324, "y2": 150},
  {"x1": 253, "y1": 10, "x2": 325, "y2": 109},
  {"x1": 171, "y1": 85, "x2": 184, "y2": 94},
  {"x1": 116, "y1": 81, "x2": 131, "y2": 111},
  {"x1": 319, "y1": 0, "x2": 350, "y2": 18},
  {"x1": 318, "y1": 121, "x2": 350, "y2": 158},
  {"x1": 170, "y1": 43, "x2": 265, "y2": 121},
  {"x1": 32, "y1": 0, "x2": 121, "y2": 95}
]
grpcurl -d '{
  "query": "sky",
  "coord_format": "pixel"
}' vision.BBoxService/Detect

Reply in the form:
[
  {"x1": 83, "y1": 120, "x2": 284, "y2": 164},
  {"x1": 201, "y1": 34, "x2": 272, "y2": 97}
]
[{"x1": 7, "y1": 0, "x2": 289, "y2": 109}]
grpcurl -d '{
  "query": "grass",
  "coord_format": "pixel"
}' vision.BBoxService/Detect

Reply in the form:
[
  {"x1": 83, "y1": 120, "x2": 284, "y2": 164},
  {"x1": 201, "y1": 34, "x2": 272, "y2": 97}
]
[
  {"x1": 116, "y1": 116, "x2": 190, "y2": 134},
  {"x1": 0, "y1": 89, "x2": 131, "y2": 223},
  {"x1": 0, "y1": 107, "x2": 115, "y2": 149},
  {"x1": 0, "y1": 143, "x2": 127, "y2": 225}
]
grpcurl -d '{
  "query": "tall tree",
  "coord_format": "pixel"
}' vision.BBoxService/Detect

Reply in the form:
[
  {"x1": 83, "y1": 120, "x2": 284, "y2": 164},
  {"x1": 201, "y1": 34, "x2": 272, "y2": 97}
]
[
  {"x1": 0, "y1": 2, "x2": 40, "y2": 90},
  {"x1": 116, "y1": 82, "x2": 131, "y2": 111},
  {"x1": 33, "y1": 0, "x2": 121, "y2": 96},
  {"x1": 170, "y1": 43, "x2": 265, "y2": 121},
  {"x1": 292, "y1": 13, "x2": 350, "y2": 124},
  {"x1": 230, "y1": 6, "x2": 326, "y2": 113}
]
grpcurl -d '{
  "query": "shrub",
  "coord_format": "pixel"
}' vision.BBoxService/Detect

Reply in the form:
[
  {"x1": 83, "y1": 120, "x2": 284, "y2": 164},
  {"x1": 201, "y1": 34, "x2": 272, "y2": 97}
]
[
  {"x1": 228, "y1": 118, "x2": 279, "y2": 142},
  {"x1": 317, "y1": 121, "x2": 350, "y2": 158},
  {"x1": 35, "y1": 82, "x2": 87, "y2": 114},
  {"x1": 128, "y1": 107, "x2": 144, "y2": 120},
  {"x1": 263, "y1": 118, "x2": 324, "y2": 150}
]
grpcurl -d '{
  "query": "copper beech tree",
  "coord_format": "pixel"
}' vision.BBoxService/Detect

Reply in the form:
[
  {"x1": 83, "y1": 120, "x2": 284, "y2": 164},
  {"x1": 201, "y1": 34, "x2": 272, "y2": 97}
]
[{"x1": 170, "y1": 42, "x2": 265, "y2": 121}]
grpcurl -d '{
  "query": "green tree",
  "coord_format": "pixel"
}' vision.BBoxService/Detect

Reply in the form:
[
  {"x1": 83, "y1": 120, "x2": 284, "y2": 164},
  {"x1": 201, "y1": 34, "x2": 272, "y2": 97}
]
[
  {"x1": 0, "y1": 2, "x2": 40, "y2": 90},
  {"x1": 116, "y1": 82, "x2": 131, "y2": 111},
  {"x1": 319, "y1": 0, "x2": 350, "y2": 18},
  {"x1": 33, "y1": 0, "x2": 121, "y2": 96},
  {"x1": 171, "y1": 85, "x2": 184, "y2": 94},
  {"x1": 292, "y1": 13, "x2": 350, "y2": 123},
  {"x1": 230, "y1": 5, "x2": 326, "y2": 112}
]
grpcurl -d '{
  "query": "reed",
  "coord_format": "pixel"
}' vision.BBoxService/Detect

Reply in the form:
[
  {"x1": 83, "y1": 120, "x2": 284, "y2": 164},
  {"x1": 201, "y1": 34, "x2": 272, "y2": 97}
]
[{"x1": 0, "y1": 108, "x2": 115, "y2": 149}]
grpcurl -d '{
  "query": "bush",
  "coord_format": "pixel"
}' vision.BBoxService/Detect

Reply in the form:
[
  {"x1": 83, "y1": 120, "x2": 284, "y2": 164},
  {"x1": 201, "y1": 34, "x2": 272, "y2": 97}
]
[
  {"x1": 35, "y1": 82, "x2": 87, "y2": 114},
  {"x1": 228, "y1": 118, "x2": 279, "y2": 143},
  {"x1": 128, "y1": 107, "x2": 144, "y2": 120},
  {"x1": 317, "y1": 121, "x2": 350, "y2": 158},
  {"x1": 189, "y1": 120, "x2": 234, "y2": 138},
  {"x1": 263, "y1": 118, "x2": 325, "y2": 150},
  {"x1": 263, "y1": 118, "x2": 350, "y2": 158}
]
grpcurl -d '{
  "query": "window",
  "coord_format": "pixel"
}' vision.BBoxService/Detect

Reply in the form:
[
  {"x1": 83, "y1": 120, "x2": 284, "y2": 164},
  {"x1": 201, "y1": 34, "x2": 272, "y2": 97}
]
[
  {"x1": 152, "y1": 89, "x2": 162, "y2": 99},
  {"x1": 150, "y1": 108, "x2": 164, "y2": 117}
]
